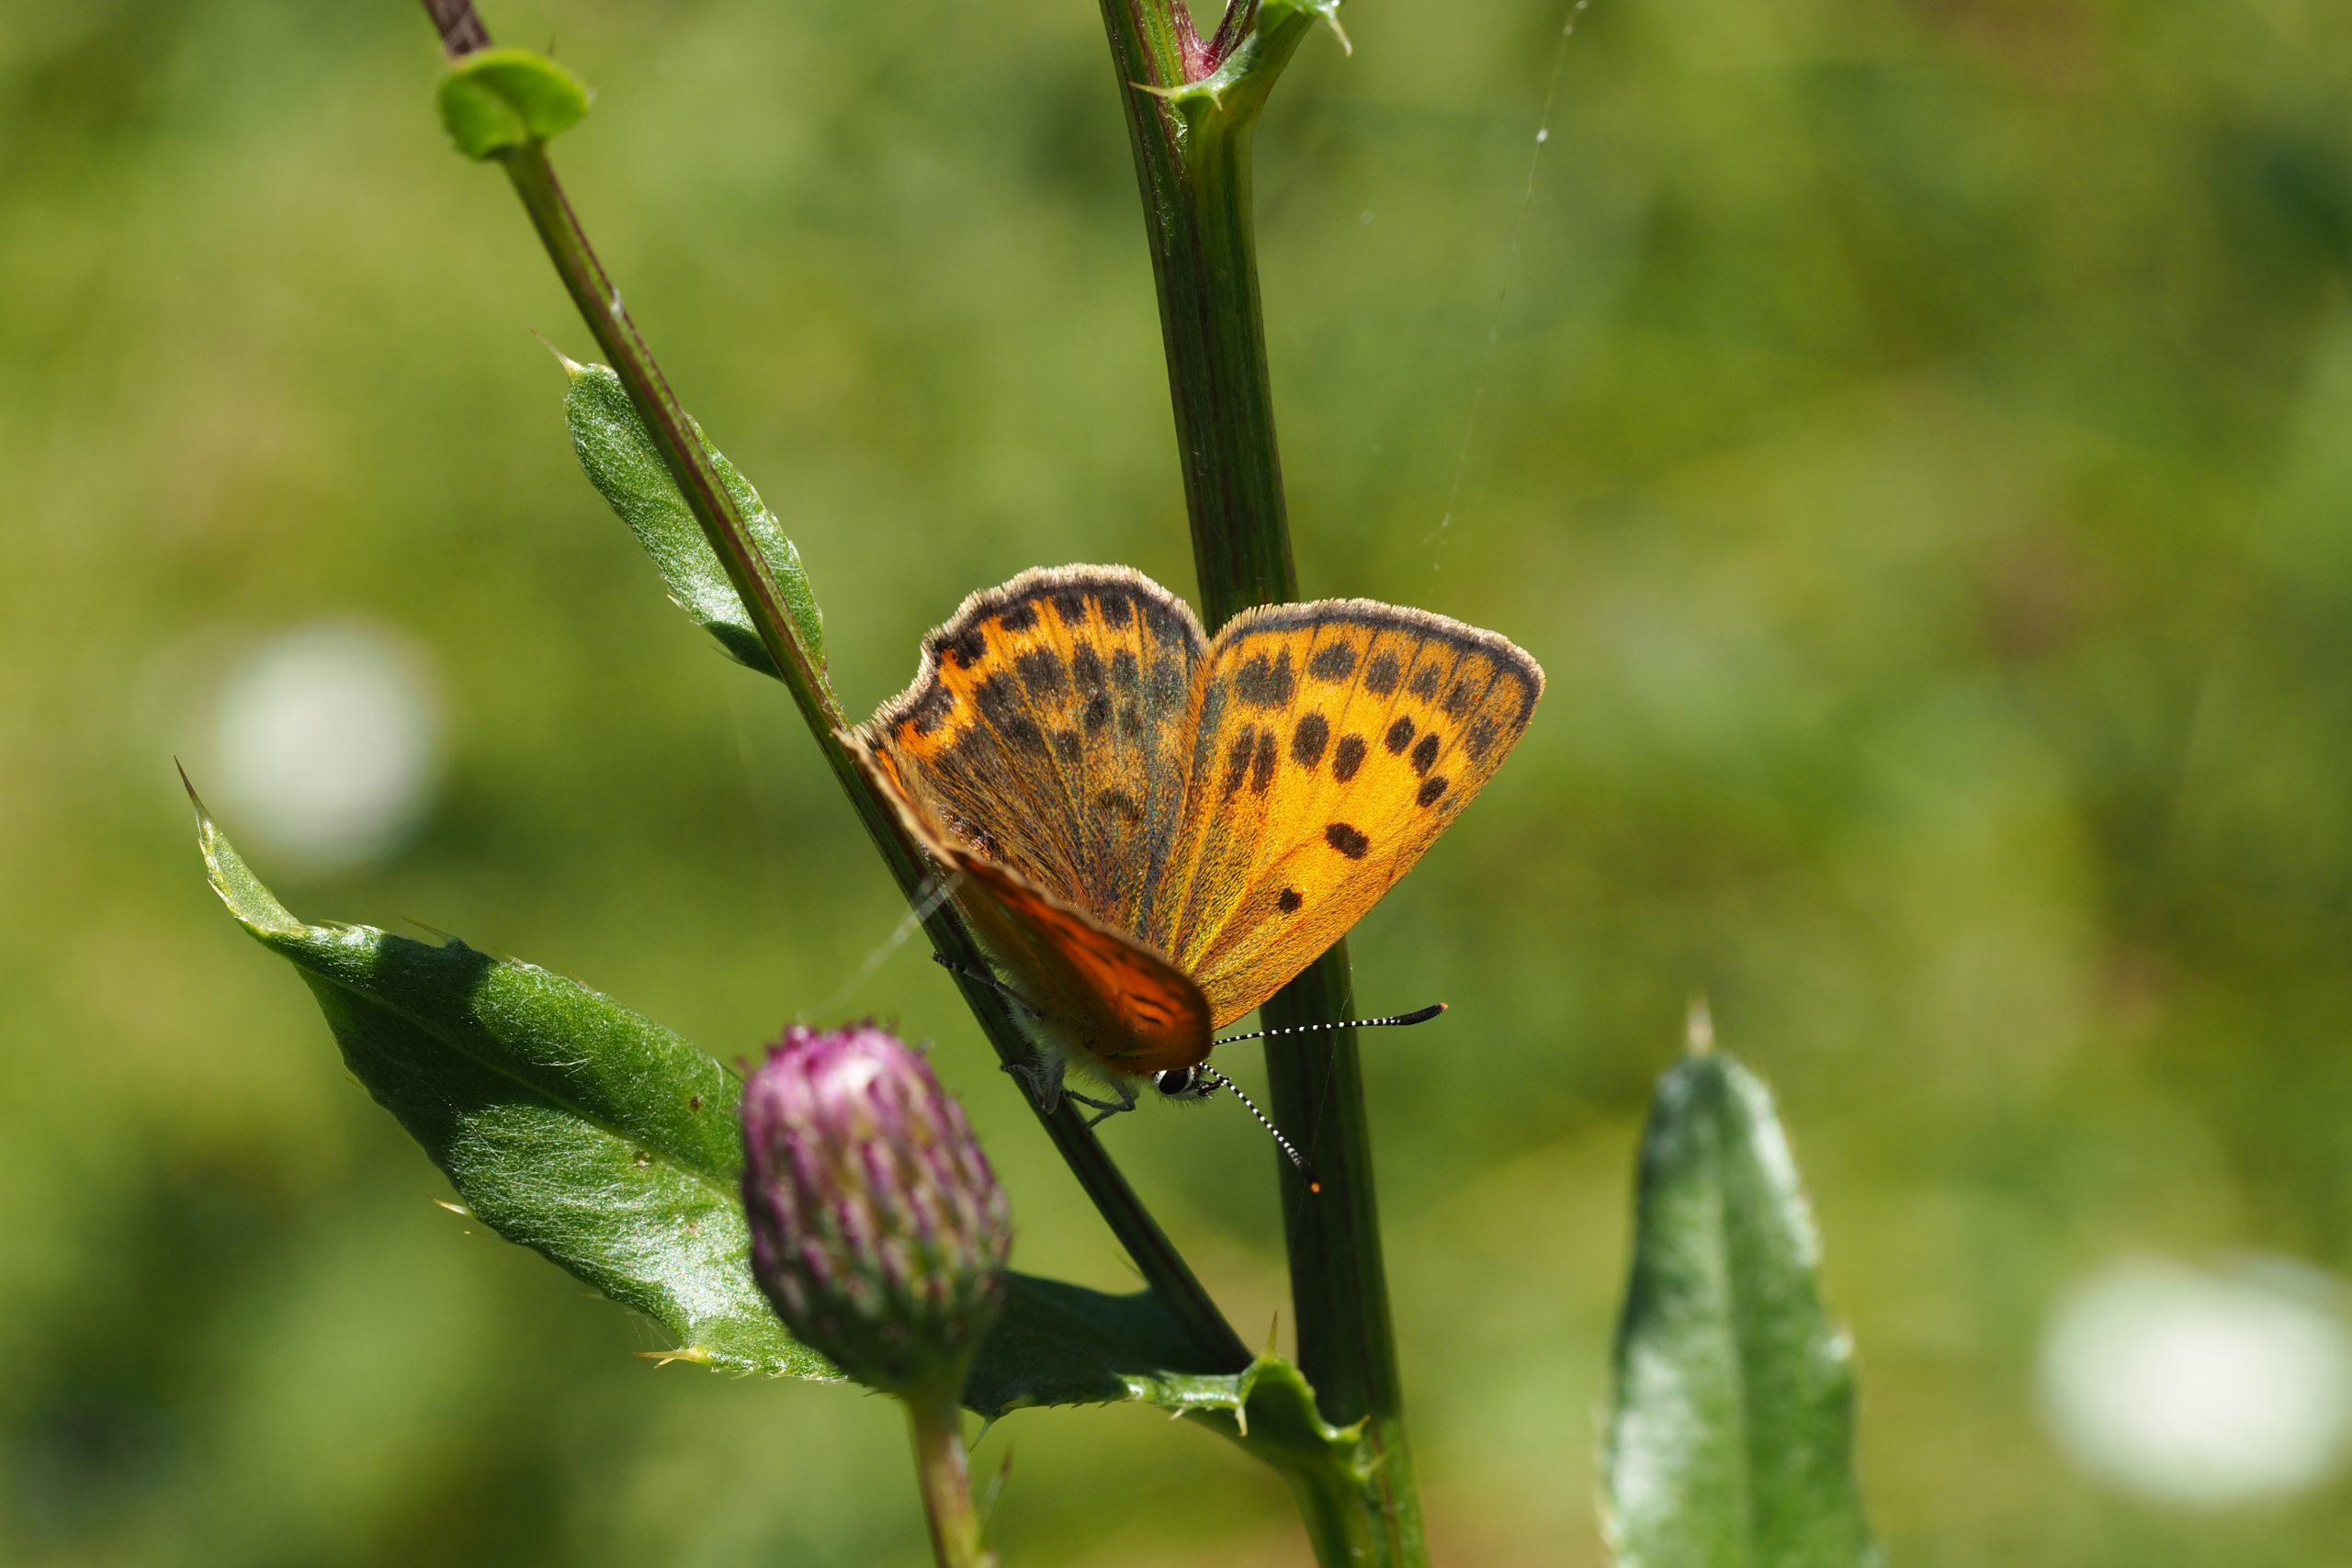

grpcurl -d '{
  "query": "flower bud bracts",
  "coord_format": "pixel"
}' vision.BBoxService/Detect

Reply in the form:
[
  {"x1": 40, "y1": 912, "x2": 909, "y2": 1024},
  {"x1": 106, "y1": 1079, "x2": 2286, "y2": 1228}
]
[{"x1": 741, "y1": 1024, "x2": 1012, "y2": 1398}]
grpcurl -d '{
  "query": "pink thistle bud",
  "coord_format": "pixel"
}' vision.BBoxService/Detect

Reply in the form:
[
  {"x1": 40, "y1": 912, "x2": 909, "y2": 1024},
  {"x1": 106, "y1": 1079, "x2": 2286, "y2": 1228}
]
[{"x1": 741, "y1": 1023, "x2": 1012, "y2": 1398}]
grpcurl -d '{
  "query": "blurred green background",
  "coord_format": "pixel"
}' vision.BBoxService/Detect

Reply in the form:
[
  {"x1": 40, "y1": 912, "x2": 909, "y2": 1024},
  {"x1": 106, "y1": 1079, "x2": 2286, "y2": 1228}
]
[{"x1": 6, "y1": 0, "x2": 2351, "y2": 1562}]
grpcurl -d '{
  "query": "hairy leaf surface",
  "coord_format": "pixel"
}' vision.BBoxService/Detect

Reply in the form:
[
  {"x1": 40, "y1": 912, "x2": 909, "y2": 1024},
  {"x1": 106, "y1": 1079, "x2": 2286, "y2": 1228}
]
[{"x1": 1606, "y1": 1045, "x2": 1878, "y2": 1568}]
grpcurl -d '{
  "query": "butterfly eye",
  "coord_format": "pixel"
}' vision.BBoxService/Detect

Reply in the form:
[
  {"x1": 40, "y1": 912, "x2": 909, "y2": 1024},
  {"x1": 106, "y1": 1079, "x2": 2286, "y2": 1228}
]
[{"x1": 1153, "y1": 1066, "x2": 1195, "y2": 1097}]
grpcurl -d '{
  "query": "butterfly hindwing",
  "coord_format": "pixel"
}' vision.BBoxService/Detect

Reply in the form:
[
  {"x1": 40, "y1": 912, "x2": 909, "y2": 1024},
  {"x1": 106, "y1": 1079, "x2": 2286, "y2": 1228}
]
[
  {"x1": 1152, "y1": 601, "x2": 1544, "y2": 1027},
  {"x1": 949, "y1": 852, "x2": 1214, "y2": 1076}
]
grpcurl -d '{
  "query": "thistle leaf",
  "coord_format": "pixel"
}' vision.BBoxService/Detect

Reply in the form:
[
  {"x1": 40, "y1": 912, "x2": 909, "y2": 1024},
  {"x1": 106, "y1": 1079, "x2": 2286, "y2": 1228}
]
[
  {"x1": 562, "y1": 360, "x2": 823, "y2": 677},
  {"x1": 194, "y1": 797, "x2": 1237, "y2": 1415}
]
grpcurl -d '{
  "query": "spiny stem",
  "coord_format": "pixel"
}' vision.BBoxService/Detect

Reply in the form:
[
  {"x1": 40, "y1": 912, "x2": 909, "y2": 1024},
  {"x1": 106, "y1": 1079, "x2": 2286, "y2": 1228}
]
[{"x1": 417, "y1": 0, "x2": 1247, "y2": 1378}]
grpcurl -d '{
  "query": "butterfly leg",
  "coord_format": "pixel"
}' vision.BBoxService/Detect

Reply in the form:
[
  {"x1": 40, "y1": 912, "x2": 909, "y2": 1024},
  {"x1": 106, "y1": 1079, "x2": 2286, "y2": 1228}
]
[
  {"x1": 932, "y1": 953, "x2": 1046, "y2": 1020},
  {"x1": 998, "y1": 1055, "x2": 1138, "y2": 1128},
  {"x1": 1067, "y1": 1079, "x2": 1139, "y2": 1129},
  {"x1": 1001, "y1": 1055, "x2": 1068, "y2": 1112}
]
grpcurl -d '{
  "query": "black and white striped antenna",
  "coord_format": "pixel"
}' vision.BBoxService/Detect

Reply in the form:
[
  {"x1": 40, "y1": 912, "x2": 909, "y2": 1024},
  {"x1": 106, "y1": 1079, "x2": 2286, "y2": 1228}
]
[
  {"x1": 1211, "y1": 1002, "x2": 1446, "y2": 1048},
  {"x1": 1202, "y1": 1004, "x2": 1450, "y2": 1193},
  {"x1": 1196, "y1": 1066, "x2": 1321, "y2": 1194}
]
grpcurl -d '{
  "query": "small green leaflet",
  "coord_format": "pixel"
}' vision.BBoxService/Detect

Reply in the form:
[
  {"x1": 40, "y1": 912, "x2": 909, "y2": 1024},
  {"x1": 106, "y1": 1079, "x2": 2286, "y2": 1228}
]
[
  {"x1": 437, "y1": 48, "x2": 591, "y2": 160},
  {"x1": 1605, "y1": 1033, "x2": 1880, "y2": 1568}
]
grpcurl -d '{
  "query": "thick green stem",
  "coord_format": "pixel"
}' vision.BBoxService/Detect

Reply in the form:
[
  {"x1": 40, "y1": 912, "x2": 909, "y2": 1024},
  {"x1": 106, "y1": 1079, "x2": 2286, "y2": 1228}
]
[
  {"x1": 1261, "y1": 964, "x2": 1426, "y2": 1559},
  {"x1": 1093, "y1": 4, "x2": 1428, "y2": 1563},
  {"x1": 1280, "y1": 1450, "x2": 1390, "y2": 1567},
  {"x1": 1093, "y1": 6, "x2": 1298, "y2": 614},
  {"x1": 419, "y1": 0, "x2": 1247, "y2": 1379},
  {"x1": 907, "y1": 1388, "x2": 998, "y2": 1568}
]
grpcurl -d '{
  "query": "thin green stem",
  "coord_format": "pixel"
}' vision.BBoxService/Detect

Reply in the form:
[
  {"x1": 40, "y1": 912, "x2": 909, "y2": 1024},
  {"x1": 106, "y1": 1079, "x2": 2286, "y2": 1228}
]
[
  {"x1": 907, "y1": 1387, "x2": 998, "y2": 1568},
  {"x1": 418, "y1": 0, "x2": 1247, "y2": 1379},
  {"x1": 1093, "y1": 3, "x2": 1429, "y2": 1563}
]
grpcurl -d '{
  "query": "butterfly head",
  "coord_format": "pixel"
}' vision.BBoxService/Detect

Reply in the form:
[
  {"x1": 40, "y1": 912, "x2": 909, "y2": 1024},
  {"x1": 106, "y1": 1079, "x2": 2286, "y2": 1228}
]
[{"x1": 1150, "y1": 1064, "x2": 1215, "y2": 1101}]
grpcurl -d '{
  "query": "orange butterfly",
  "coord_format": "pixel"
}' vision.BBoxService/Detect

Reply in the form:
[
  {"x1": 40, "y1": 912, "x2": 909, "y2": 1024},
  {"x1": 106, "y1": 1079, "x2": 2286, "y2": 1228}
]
[{"x1": 855, "y1": 566, "x2": 1543, "y2": 1150}]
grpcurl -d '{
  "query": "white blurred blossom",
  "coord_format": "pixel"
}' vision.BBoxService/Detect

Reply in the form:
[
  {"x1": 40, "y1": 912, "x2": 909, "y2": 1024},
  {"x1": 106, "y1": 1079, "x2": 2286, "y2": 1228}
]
[
  {"x1": 2039, "y1": 1257, "x2": 2352, "y2": 1506},
  {"x1": 210, "y1": 621, "x2": 443, "y2": 871}
]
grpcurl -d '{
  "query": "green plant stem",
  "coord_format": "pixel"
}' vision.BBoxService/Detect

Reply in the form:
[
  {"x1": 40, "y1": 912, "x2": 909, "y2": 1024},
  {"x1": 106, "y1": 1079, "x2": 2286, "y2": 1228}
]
[
  {"x1": 417, "y1": 0, "x2": 1247, "y2": 1378},
  {"x1": 1092, "y1": 3, "x2": 1428, "y2": 1562},
  {"x1": 1092, "y1": 6, "x2": 1295, "y2": 615},
  {"x1": 907, "y1": 1387, "x2": 998, "y2": 1568},
  {"x1": 1280, "y1": 1455, "x2": 1389, "y2": 1567}
]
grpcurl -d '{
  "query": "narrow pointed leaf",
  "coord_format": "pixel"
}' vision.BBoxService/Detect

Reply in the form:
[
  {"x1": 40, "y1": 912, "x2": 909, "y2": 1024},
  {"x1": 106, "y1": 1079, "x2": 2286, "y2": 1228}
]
[
  {"x1": 1605, "y1": 1047, "x2": 1879, "y2": 1568},
  {"x1": 194, "y1": 802, "x2": 1229, "y2": 1413},
  {"x1": 563, "y1": 360, "x2": 823, "y2": 677}
]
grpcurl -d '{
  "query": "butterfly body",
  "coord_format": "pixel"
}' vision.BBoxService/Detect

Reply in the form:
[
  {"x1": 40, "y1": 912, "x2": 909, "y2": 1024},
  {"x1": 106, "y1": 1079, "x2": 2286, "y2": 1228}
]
[{"x1": 858, "y1": 566, "x2": 1542, "y2": 1099}]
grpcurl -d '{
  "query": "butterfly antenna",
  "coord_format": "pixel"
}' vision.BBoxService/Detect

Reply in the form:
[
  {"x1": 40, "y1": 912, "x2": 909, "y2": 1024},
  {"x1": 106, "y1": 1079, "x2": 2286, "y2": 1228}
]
[
  {"x1": 1212, "y1": 1002, "x2": 1447, "y2": 1048},
  {"x1": 1196, "y1": 1066, "x2": 1321, "y2": 1194}
]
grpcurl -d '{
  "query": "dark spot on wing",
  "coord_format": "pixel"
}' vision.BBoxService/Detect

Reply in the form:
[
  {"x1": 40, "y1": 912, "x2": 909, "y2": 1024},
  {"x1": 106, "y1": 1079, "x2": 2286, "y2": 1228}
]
[
  {"x1": 1325, "y1": 822, "x2": 1371, "y2": 859},
  {"x1": 1465, "y1": 716, "x2": 1500, "y2": 762},
  {"x1": 997, "y1": 603, "x2": 1038, "y2": 633},
  {"x1": 1409, "y1": 733, "x2": 1440, "y2": 776},
  {"x1": 1222, "y1": 727, "x2": 1255, "y2": 800},
  {"x1": 1291, "y1": 713, "x2": 1329, "y2": 768},
  {"x1": 1048, "y1": 586, "x2": 1091, "y2": 626},
  {"x1": 1052, "y1": 728, "x2": 1081, "y2": 763},
  {"x1": 1250, "y1": 728, "x2": 1277, "y2": 794},
  {"x1": 1332, "y1": 735, "x2": 1367, "y2": 782},
  {"x1": 974, "y1": 675, "x2": 1046, "y2": 754},
  {"x1": 1417, "y1": 776, "x2": 1448, "y2": 807},
  {"x1": 909, "y1": 684, "x2": 956, "y2": 735},
  {"x1": 1307, "y1": 642, "x2": 1358, "y2": 682},
  {"x1": 1072, "y1": 645, "x2": 1106, "y2": 692},
  {"x1": 932, "y1": 625, "x2": 988, "y2": 671},
  {"x1": 1408, "y1": 665, "x2": 1441, "y2": 699},
  {"x1": 1082, "y1": 693, "x2": 1111, "y2": 733},
  {"x1": 1385, "y1": 716, "x2": 1416, "y2": 755},
  {"x1": 1097, "y1": 589, "x2": 1135, "y2": 628},
  {"x1": 973, "y1": 674, "x2": 1018, "y2": 723},
  {"x1": 1443, "y1": 678, "x2": 1476, "y2": 716},
  {"x1": 1116, "y1": 702, "x2": 1142, "y2": 738},
  {"x1": 1364, "y1": 653, "x2": 1401, "y2": 695},
  {"x1": 1097, "y1": 787, "x2": 1143, "y2": 822},
  {"x1": 1016, "y1": 648, "x2": 1068, "y2": 701},
  {"x1": 1277, "y1": 887, "x2": 1304, "y2": 912},
  {"x1": 1110, "y1": 649, "x2": 1140, "y2": 692},
  {"x1": 1234, "y1": 649, "x2": 1296, "y2": 707}
]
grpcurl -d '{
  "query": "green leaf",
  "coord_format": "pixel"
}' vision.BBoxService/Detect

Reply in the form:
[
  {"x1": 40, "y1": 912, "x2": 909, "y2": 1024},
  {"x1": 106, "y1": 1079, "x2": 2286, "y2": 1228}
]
[
  {"x1": 193, "y1": 798, "x2": 1227, "y2": 1412},
  {"x1": 562, "y1": 360, "x2": 824, "y2": 677},
  {"x1": 436, "y1": 48, "x2": 590, "y2": 160},
  {"x1": 1605, "y1": 1040, "x2": 1880, "y2": 1568}
]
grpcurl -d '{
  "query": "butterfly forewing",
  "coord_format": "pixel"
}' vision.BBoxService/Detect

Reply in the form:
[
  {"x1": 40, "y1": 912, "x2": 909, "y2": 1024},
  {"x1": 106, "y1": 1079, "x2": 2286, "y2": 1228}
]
[
  {"x1": 860, "y1": 566, "x2": 1218, "y2": 1074},
  {"x1": 863, "y1": 565, "x2": 1204, "y2": 935},
  {"x1": 1154, "y1": 602, "x2": 1544, "y2": 1027}
]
